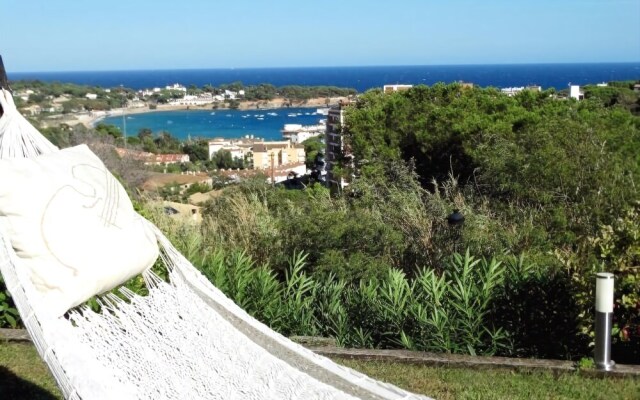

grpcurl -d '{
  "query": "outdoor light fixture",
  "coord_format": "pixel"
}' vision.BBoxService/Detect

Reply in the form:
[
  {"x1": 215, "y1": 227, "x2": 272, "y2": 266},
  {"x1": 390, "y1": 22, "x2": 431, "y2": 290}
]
[
  {"x1": 447, "y1": 209, "x2": 465, "y2": 226},
  {"x1": 447, "y1": 209, "x2": 465, "y2": 254},
  {"x1": 595, "y1": 272, "x2": 616, "y2": 371}
]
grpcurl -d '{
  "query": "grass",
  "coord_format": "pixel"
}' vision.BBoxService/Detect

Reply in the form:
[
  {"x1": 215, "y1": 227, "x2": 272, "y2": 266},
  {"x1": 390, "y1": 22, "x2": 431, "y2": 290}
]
[
  {"x1": 0, "y1": 342, "x2": 62, "y2": 399},
  {"x1": 1, "y1": 341, "x2": 639, "y2": 400},
  {"x1": 338, "y1": 359, "x2": 640, "y2": 400}
]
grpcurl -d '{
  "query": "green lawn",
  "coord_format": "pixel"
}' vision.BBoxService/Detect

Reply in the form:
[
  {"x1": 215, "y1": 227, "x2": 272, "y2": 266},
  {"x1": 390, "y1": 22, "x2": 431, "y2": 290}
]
[
  {"x1": 0, "y1": 342, "x2": 62, "y2": 399},
  {"x1": 1, "y1": 341, "x2": 638, "y2": 400},
  {"x1": 339, "y1": 359, "x2": 640, "y2": 400}
]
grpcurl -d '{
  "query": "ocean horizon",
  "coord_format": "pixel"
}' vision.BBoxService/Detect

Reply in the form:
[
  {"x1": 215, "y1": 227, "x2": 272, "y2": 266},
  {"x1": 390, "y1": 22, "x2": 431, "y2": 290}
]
[{"x1": 9, "y1": 63, "x2": 640, "y2": 93}]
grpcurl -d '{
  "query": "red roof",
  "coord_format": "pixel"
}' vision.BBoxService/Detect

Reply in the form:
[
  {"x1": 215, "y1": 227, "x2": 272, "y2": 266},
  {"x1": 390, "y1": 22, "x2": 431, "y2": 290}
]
[{"x1": 116, "y1": 148, "x2": 189, "y2": 164}]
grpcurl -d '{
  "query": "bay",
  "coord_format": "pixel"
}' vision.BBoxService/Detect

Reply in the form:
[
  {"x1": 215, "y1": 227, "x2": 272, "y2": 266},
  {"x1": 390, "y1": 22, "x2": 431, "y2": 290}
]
[
  {"x1": 101, "y1": 107, "x2": 325, "y2": 141},
  {"x1": 14, "y1": 63, "x2": 640, "y2": 140}
]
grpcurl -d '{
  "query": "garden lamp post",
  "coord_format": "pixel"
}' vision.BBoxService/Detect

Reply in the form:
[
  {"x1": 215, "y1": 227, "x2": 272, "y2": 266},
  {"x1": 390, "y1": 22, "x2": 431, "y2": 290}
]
[
  {"x1": 595, "y1": 272, "x2": 616, "y2": 371},
  {"x1": 447, "y1": 209, "x2": 465, "y2": 254},
  {"x1": 447, "y1": 209, "x2": 465, "y2": 226}
]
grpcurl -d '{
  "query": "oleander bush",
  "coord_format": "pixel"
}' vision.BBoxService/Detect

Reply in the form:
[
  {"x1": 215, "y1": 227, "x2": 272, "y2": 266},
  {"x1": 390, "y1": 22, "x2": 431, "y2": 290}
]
[{"x1": 186, "y1": 241, "x2": 513, "y2": 355}]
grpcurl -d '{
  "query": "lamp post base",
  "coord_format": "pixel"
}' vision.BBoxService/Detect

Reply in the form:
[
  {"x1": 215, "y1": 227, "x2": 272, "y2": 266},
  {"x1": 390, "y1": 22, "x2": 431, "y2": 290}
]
[
  {"x1": 595, "y1": 360, "x2": 616, "y2": 371},
  {"x1": 594, "y1": 310, "x2": 616, "y2": 372}
]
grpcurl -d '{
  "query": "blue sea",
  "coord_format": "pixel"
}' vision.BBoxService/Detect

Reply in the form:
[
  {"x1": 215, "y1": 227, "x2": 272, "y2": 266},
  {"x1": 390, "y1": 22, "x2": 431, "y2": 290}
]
[
  {"x1": 10, "y1": 63, "x2": 640, "y2": 92},
  {"x1": 10, "y1": 63, "x2": 640, "y2": 140},
  {"x1": 101, "y1": 108, "x2": 325, "y2": 141}
]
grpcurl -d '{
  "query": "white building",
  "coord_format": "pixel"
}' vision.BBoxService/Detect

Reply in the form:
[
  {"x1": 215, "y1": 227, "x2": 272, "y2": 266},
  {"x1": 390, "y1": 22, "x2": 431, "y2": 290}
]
[
  {"x1": 166, "y1": 84, "x2": 187, "y2": 92},
  {"x1": 208, "y1": 138, "x2": 257, "y2": 160},
  {"x1": 383, "y1": 84, "x2": 413, "y2": 93},
  {"x1": 168, "y1": 93, "x2": 215, "y2": 106},
  {"x1": 569, "y1": 85, "x2": 584, "y2": 100},
  {"x1": 281, "y1": 121, "x2": 326, "y2": 144},
  {"x1": 226, "y1": 147, "x2": 245, "y2": 161},
  {"x1": 501, "y1": 87, "x2": 525, "y2": 96},
  {"x1": 208, "y1": 139, "x2": 232, "y2": 159}
]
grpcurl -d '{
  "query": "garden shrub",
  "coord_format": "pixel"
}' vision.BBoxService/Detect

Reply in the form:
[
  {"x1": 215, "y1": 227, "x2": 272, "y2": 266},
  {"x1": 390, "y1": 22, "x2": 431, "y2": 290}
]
[
  {"x1": 489, "y1": 256, "x2": 590, "y2": 359},
  {"x1": 0, "y1": 274, "x2": 19, "y2": 328}
]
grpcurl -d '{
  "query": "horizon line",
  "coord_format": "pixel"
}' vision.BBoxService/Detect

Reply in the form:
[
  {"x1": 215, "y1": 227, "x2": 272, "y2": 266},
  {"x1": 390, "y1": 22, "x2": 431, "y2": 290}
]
[{"x1": 8, "y1": 61, "x2": 640, "y2": 75}]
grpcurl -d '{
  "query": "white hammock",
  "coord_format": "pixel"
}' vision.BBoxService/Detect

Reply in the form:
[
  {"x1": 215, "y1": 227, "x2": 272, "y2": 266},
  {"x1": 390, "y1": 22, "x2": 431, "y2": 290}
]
[{"x1": 0, "y1": 89, "x2": 431, "y2": 400}]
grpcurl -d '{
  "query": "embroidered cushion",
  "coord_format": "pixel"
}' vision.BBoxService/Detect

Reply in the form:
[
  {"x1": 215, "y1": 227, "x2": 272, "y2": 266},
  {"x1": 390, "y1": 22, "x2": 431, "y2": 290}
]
[{"x1": 0, "y1": 144, "x2": 158, "y2": 316}]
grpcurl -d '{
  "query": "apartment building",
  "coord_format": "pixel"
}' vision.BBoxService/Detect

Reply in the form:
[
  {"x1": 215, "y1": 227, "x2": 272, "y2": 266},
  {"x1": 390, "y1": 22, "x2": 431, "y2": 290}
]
[
  {"x1": 324, "y1": 100, "x2": 352, "y2": 190},
  {"x1": 252, "y1": 141, "x2": 305, "y2": 171},
  {"x1": 208, "y1": 138, "x2": 305, "y2": 172}
]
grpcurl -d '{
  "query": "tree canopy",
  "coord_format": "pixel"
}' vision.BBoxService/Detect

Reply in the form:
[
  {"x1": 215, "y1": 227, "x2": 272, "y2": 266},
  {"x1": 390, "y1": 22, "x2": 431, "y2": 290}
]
[{"x1": 344, "y1": 83, "x2": 640, "y2": 250}]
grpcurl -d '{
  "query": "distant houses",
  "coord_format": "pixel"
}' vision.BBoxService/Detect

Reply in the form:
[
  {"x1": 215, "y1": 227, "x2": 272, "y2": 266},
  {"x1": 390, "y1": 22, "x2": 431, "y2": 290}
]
[
  {"x1": 115, "y1": 147, "x2": 190, "y2": 165},
  {"x1": 165, "y1": 83, "x2": 187, "y2": 92},
  {"x1": 207, "y1": 137, "x2": 306, "y2": 183},
  {"x1": 252, "y1": 141, "x2": 305, "y2": 171},
  {"x1": 168, "y1": 93, "x2": 216, "y2": 106},
  {"x1": 500, "y1": 85, "x2": 542, "y2": 96},
  {"x1": 142, "y1": 172, "x2": 212, "y2": 192},
  {"x1": 133, "y1": 83, "x2": 245, "y2": 107},
  {"x1": 207, "y1": 138, "x2": 255, "y2": 160},
  {"x1": 281, "y1": 121, "x2": 326, "y2": 143},
  {"x1": 383, "y1": 84, "x2": 413, "y2": 94}
]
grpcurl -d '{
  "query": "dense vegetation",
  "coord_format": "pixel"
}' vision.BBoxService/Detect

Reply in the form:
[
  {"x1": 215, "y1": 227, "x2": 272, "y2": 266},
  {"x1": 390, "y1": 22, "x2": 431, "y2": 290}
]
[
  {"x1": 167, "y1": 175, "x2": 635, "y2": 361},
  {"x1": 342, "y1": 82, "x2": 639, "y2": 360},
  {"x1": 345, "y1": 83, "x2": 638, "y2": 252},
  {"x1": 10, "y1": 80, "x2": 127, "y2": 112},
  {"x1": 9, "y1": 79, "x2": 356, "y2": 113},
  {"x1": 214, "y1": 81, "x2": 356, "y2": 102},
  {"x1": 1, "y1": 81, "x2": 639, "y2": 364},
  {"x1": 193, "y1": 82, "x2": 640, "y2": 361}
]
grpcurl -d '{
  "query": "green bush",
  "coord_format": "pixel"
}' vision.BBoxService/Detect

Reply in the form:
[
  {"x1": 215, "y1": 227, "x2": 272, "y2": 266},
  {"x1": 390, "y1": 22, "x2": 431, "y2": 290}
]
[
  {"x1": 190, "y1": 242, "x2": 512, "y2": 356},
  {"x1": 489, "y1": 255, "x2": 590, "y2": 359},
  {"x1": 0, "y1": 274, "x2": 19, "y2": 328}
]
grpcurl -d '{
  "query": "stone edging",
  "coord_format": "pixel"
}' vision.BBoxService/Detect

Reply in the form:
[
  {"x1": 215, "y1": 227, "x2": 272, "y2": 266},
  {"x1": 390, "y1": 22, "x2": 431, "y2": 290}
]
[
  {"x1": 0, "y1": 328, "x2": 31, "y2": 342},
  {"x1": 310, "y1": 347, "x2": 640, "y2": 378},
  {"x1": 3, "y1": 328, "x2": 638, "y2": 377}
]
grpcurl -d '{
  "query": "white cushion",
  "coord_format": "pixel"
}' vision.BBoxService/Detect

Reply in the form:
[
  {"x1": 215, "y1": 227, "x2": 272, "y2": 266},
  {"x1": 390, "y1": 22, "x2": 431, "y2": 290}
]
[{"x1": 0, "y1": 144, "x2": 159, "y2": 316}]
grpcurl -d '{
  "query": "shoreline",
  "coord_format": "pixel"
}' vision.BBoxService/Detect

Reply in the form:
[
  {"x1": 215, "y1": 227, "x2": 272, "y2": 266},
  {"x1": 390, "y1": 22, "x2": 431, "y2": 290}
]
[{"x1": 80, "y1": 96, "x2": 347, "y2": 128}]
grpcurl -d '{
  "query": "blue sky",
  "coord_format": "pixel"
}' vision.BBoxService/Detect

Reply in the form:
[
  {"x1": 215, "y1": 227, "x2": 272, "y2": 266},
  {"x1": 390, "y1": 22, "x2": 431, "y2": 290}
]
[{"x1": 2, "y1": 0, "x2": 639, "y2": 72}]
